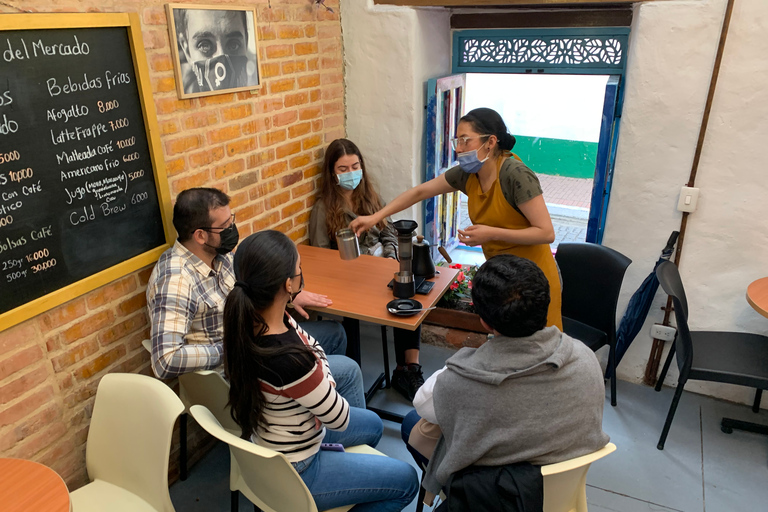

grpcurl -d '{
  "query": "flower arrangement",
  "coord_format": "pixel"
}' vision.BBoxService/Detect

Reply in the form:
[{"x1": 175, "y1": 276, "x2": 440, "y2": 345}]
[{"x1": 436, "y1": 262, "x2": 478, "y2": 313}]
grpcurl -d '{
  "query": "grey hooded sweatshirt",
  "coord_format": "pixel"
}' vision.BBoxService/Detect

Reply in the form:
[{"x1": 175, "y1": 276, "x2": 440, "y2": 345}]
[{"x1": 422, "y1": 326, "x2": 610, "y2": 495}]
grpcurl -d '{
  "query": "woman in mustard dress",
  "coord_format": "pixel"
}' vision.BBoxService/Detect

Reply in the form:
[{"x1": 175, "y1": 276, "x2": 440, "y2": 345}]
[{"x1": 350, "y1": 108, "x2": 562, "y2": 330}]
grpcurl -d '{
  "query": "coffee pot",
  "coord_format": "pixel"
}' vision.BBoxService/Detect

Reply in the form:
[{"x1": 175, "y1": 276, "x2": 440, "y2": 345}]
[
  {"x1": 412, "y1": 235, "x2": 436, "y2": 279},
  {"x1": 392, "y1": 219, "x2": 418, "y2": 298}
]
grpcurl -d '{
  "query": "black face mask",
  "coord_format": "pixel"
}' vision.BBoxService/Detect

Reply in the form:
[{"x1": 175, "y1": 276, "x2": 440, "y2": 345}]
[
  {"x1": 290, "y1": 272, "x2": 304, "y2": 302},
  {"x1": 208, "y1": 223, "x2": 239, "y2": 255}
]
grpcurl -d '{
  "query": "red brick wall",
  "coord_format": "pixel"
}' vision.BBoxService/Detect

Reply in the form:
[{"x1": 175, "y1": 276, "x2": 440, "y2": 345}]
[{"x1": 0, "y1": 0, "x2": 343, "y2": 489}]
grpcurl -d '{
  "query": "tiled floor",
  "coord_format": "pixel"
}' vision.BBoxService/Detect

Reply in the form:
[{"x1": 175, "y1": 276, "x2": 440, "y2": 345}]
[{"x1": 170, "y1": 320, "x2": 768, "y2": 512}]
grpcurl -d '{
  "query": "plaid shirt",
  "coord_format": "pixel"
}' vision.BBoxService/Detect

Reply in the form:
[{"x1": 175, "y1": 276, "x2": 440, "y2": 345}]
[{"x1": 146, "y1": 241, "x2": 235, "y2": 378}]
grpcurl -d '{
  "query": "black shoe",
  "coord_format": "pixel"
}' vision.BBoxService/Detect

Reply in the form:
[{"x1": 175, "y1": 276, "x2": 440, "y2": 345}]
[{"x1": 392, "y1": 364, "x2": 425, "y2": 402}]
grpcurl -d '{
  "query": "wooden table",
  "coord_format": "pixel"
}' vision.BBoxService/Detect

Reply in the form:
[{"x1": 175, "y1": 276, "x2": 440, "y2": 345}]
[
  {"x1": 720, "y1": 278, "x2": 768, "y2": 437},
  {"x1": 746, "y1": 277, "x2": 768, "y2": 319},
  {"x1": 297, "y1": 245, "x2": 459, "y2": 421},
  {"x1": 0, "y1": 458, "x2": 71, "y2": 512}
]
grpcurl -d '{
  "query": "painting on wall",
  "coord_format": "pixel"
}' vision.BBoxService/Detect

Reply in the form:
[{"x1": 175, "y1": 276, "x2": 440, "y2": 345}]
[{"x1": 166, "y1": 4, "x2": 261, "y2": 99}]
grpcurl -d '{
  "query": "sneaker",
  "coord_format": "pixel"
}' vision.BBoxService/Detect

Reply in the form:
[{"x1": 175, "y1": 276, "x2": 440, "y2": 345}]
[{"x1": 392, "y1": 364, "x2": 425, "y2": 402}]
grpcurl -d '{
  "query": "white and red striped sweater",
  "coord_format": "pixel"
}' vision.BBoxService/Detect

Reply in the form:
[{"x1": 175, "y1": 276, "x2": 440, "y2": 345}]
[{"x1": 251, "y1": 314, "x2": 350, "y2": 462}]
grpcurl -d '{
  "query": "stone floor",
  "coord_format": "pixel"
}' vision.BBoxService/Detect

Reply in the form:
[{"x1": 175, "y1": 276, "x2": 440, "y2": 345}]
[{"x1": 170, "y1": 321, "x2": 768, "y2": 512}]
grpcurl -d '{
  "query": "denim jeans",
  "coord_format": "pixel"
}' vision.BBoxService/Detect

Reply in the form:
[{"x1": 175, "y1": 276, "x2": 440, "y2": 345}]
[
  {"x1": 303, "y1": 320, "x2": 365, "y2": 409},
  {"x1": 293, "y1": 407, "x2": 419, "y2": 512}
]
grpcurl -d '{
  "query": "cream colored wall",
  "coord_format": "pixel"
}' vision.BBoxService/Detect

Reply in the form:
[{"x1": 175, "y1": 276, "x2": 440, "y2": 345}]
[
  {"x1": 340, "y1": 0, "x2": 450, "y2": 224},
  {"x1": 340, "y1": 0, "x2": 768, "y2": 405},
  {"x1": 608, "y1": 0, "x2": 768, "y2": 405}
]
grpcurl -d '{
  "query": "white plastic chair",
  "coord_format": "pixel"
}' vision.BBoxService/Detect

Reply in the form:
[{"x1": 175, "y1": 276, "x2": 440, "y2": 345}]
[
  {"x1": 70, "y1": 373, "x2": 184, "y2": 512},
  {"x1": 540, "y1": 442, "x2": 617, "y2": 512},
  {"x1": 190, "y1": 404, "x2": 387, "y2": 512}
]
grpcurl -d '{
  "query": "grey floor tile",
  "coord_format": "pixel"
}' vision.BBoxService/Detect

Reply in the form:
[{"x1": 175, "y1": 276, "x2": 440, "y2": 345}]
[
  {"x1": 587, "y1": 486, "x2": 683, "y2": 512},
  {"x1": 588, "y1": 380, "x2": 704, "y2": 512},
  {"x1": 699, "y1": 395, "x2": 768, "y2": 512}
]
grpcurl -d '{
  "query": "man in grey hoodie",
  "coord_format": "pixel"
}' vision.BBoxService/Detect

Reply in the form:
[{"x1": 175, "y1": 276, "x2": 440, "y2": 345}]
[{"x1": 409, "y1": 254, "x2": 610, "y2": 499}]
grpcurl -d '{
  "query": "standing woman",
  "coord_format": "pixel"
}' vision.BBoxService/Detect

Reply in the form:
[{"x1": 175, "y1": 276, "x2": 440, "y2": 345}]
[
  {"x1": 309, "y1": 139, "x2": 425, "y2": 402},
  {"x1": 351, "y1": 108, "x2": 562, "y2": 330},
  {"x1": 223, "y1": 231, "x2": 418, "y2": 511}
]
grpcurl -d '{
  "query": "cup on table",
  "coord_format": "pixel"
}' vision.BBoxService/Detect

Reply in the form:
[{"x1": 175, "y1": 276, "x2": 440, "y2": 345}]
[{"x1": 335, "y1": 228, "x2": 361, "y2": 260}]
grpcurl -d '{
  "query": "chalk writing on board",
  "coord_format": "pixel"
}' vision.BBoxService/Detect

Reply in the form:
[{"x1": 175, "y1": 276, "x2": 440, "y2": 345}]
[{"x1": 0, "y1": 26, "x2": 166, "y2": 315}]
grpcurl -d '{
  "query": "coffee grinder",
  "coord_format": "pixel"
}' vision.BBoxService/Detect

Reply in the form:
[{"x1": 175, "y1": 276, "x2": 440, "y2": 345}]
[{"x1": 392, "y1": 219, "x2": 418, "y2": 298}]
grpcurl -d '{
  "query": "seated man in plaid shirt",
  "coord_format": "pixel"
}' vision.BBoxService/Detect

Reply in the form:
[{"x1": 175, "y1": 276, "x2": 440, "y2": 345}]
[{"x1": 146, "y1": 187, "x2": 365, "y2": 408}]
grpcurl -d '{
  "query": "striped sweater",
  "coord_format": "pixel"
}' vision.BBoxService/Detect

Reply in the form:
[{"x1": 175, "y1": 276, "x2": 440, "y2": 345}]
[{"x1": 251, "y1": 314, "x2": 350, "y2": 462}]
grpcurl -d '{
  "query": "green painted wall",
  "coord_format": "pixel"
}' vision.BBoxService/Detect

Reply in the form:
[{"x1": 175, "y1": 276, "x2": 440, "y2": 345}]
[{"x1": 514, "y1": 136, "x2": 598, "y2": 179}]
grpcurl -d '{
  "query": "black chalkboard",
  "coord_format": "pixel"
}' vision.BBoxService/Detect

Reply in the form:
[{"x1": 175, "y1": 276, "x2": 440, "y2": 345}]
[{"x1": 0, "y1": 18, "x2": 171, "y2": 323}]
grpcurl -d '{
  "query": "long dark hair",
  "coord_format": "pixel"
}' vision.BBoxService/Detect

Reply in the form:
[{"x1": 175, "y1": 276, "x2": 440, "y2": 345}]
[
  {"x1": 223, "y1": 230, "x2": 317, "y2": 438},
  {"x1": 460, "y1": 108, "x2": 517, "y2": 157},
  {"x1": 319, "y1": 138, "x2": 387, "y2": 239}
]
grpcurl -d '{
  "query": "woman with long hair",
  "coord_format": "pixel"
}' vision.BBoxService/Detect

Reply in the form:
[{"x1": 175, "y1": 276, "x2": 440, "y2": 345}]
[
  {"x1": 351, "y1": 108, "x2": 562, "y2": 330},
  {"x1": 224, "y1": 231, "x2": 418, "y2": 511},
  {"x1": 309, "y1": 139, "x2": 425, "y2": 402}
]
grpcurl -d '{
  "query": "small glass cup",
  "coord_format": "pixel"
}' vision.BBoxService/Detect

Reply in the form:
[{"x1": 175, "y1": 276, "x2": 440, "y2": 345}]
[{"x1": 335, "y1": 228, "x2": 360, "y2": 260}]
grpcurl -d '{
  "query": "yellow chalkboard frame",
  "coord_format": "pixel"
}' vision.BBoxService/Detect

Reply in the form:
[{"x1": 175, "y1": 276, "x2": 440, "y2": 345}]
[{"x1": 0, "y1": 13, "x2": 174, "y2": 332}]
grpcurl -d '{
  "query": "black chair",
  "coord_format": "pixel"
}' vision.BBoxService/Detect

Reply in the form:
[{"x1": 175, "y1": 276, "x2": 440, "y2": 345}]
[
  {"x1": 654, "y1": 260, "x2": 768, "y2": 449},
  {"x1": 555, "y1": 242, "x2": 632, "y2": 407}
]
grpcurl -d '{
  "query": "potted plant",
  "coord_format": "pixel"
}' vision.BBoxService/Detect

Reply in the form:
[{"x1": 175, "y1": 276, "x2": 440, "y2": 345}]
[{"x1": 425, "y1": 263, "x2": 486, "y2": 333}]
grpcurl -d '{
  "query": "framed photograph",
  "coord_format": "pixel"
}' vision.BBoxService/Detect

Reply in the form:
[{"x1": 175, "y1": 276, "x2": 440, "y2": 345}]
[{"x1": 166, "y1": 4, "x2": 261, "y2": 99}]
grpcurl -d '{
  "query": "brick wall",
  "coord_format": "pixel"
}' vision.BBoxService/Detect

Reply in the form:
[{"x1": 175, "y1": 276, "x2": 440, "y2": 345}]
[{"x1": 0, "y1": 0, "x2": 344, "y2": 489}]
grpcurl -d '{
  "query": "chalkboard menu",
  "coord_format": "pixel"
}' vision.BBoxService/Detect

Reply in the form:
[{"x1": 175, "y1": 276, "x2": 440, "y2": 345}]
[{"x1": 0, "y1": 14, "x2": 173, "y2": 330}]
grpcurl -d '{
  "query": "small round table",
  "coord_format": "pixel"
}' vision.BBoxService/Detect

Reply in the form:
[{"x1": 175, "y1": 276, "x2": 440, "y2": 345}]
[
  {"x1": 0, "y1": 458, "x2": 71, "y2": 512},
  {"x1": 746, "y1": 276, "x2": 768, "y2": 318}
]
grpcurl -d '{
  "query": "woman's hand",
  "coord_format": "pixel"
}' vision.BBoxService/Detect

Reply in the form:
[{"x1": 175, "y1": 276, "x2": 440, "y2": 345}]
[
  {"x1": 458, "y1": 224, "x2": 497, "y2": 246},
  {"x1": 350, "y1": 215, "x2": 378, "y2": 237},
  {"x1": 292, "y1": 290, "x2": 332, "y2": 319}
]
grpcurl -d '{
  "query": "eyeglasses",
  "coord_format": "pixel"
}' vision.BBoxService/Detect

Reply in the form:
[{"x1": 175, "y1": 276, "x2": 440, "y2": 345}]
[
  {"x1": 450, "y1": 135, "x2": 490, "y2": 151},
  {"x1": 198, "y1": 213, "x2": 236, "y2": 233}
]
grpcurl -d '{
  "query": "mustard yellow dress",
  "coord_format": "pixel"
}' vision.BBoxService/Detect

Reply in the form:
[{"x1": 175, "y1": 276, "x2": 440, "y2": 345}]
[{"x1": 445, "y1": 154, "x2": 563, "y2": 330}]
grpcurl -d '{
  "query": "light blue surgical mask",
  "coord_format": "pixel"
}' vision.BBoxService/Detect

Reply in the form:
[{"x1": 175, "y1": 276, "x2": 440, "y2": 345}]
[
  {"x1": 337, "y1": 170, "x2": 363, "y2": 190},
  {"x1": 457, "y1": 142, "x2": 489, "y2": 174}
]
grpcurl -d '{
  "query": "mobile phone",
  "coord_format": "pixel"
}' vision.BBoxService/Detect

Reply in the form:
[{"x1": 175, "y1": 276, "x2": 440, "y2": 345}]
[{"x1": 320, "y1": 443, "x2": 345, "y2": 452}]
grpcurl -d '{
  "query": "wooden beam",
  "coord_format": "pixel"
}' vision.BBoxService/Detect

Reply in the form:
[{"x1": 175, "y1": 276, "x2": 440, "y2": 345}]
[
  {"x1": 451, "y1": 8, "x2": 633, "y2": 28},
  {"x1": 375, "y1": 0, "x2": 662, "y2": 6}
]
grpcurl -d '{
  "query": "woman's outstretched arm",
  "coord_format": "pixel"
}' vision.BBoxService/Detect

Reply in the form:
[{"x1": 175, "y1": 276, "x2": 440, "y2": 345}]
[{"x1": 350, "y1": 174, "x2": 456, "y2": 236}]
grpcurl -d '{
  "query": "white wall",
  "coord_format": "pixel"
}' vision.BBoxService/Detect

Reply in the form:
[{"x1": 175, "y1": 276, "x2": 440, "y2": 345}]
[
  {"x1": 340, "y1": 0, "x2": 451, "y2": 223},
  {"x1": 607, "y1": 0, "x2": 768, "y2": 405},
  {"x1": 341, "y1": 0, "x2": 768, "y2": 406}
]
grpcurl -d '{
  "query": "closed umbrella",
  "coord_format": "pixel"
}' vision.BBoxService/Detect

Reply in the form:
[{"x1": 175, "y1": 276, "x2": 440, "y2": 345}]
[{"x1": 607, "y1": 231, "x2": 679, "y2": 379}]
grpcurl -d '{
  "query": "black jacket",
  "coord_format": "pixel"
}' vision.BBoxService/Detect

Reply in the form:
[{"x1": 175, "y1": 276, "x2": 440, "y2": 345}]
[{"x1": 436, "y1": 462, "x2": 543, "y2": 512}]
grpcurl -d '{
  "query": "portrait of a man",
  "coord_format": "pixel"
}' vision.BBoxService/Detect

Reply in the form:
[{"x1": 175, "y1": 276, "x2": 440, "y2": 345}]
[{"x1": 167, "y1": 5, "x2": 260, "y2": 99}]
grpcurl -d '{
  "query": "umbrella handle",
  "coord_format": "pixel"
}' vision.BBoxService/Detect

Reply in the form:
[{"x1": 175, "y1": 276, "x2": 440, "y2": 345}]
[{"x1": 662, "y1": 231, "x2": 680, "y2": 255}]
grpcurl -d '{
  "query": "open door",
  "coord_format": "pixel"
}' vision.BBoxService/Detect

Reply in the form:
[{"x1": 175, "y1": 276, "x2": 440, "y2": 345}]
[
  {"x1": 424, "y1": 74, "x2": 465, "y2": 260},
  {"x1": 586, "y1": 75, "x2": 622, "y2": 244}
]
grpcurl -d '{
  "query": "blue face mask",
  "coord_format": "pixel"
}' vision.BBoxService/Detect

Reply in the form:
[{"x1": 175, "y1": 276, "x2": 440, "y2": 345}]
[
  {"x1": 337, "y1": 170, "x2": 363, "y2": 190},
  {"x1": 457, "y1": 142, "x2": 489, "y2": 174}
]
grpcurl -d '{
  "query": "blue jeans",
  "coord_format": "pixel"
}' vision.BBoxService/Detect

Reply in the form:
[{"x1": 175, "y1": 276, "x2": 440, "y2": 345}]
[
  {"x1": 293, "y1": 407, "x2": 419, "y2": 512},
  {"x1": 400, "y1": 409, "x2": 430, "y2": 468},
  {"x1": 303, "y1": 320, "x2": 365, "y2": 409}
]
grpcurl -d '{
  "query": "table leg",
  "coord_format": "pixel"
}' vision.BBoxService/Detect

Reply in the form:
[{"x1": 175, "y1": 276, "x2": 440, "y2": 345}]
[
  {"x1": 721, "y1": 417, "x2": 768, "y2": 436},
  {"x1": 342, "y1": 317, "x2": 361, "y2": 366}
]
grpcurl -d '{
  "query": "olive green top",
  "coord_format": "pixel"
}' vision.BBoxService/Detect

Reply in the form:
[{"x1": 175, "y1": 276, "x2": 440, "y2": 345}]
[{"x1": 444, "y1": 156, "x2": 543, "y2": 216}]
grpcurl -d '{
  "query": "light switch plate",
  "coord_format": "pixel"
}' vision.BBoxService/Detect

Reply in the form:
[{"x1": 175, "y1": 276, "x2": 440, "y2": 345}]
[{"x1": 677, "y1": 186, "x2": 699, "y2": 212}]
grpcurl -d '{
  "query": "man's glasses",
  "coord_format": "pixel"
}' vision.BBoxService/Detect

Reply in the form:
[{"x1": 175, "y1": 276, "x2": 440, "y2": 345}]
[
  {"x1": 198, "y1": 213, "x2": 236, "y2": 233},
  {"x1": 450, "y1": 135, "x2": 490, "y2": 151}
]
